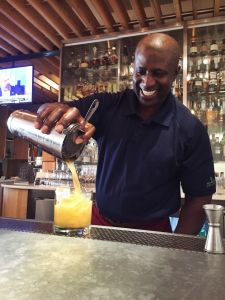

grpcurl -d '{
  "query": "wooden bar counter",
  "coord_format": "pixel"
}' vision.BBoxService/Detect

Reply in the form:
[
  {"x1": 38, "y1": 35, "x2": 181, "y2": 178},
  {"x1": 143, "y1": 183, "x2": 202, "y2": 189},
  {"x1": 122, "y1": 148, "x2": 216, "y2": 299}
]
[{"x1": 1, "y1": 183, "x2": 56, "y2": 219}]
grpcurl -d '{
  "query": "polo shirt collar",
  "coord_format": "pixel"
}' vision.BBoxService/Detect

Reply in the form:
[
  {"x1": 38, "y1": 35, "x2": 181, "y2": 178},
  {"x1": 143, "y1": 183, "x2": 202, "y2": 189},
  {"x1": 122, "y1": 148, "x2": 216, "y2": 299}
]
[{"x1": 124, "y1": 90, "x2": 175, "y2": 127}]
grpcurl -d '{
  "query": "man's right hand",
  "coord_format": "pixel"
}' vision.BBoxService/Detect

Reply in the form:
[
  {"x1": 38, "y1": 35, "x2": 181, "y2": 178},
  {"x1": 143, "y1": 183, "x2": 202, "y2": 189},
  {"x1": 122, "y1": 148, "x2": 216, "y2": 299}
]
[{"x1": 34, "y1": 103, "x2": 96, "y2": 144}]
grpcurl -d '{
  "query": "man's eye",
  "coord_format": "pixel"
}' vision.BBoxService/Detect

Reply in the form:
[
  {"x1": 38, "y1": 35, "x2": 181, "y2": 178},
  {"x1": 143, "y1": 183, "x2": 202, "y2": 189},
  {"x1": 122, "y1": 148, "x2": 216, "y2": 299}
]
[
  {"x1": 153, "y1": 71, "x2": 167, "y2": 77},
  {"x1": 136, "y1": 68, "x2": 146, "y2": 76},
  {"x1": 135, "y1": 68, "x2": 167, "y2": 77}
]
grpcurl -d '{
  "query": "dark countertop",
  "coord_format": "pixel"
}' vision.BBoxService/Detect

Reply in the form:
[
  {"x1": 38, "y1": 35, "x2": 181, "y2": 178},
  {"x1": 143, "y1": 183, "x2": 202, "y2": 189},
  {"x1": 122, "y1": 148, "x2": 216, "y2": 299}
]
[
  {"x1": 0, "y1": 217, "x2": 225, "y2": 299},
  {"x1": 0, "y1": 227, "x2": 225, "y2": 300}
]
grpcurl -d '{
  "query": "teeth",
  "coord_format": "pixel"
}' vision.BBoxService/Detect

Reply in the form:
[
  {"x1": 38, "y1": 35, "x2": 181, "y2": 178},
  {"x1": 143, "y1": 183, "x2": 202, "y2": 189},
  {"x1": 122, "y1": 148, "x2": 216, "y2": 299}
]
[{"x1": 142, "y1": 90, "x2": 156, "y2": 96}]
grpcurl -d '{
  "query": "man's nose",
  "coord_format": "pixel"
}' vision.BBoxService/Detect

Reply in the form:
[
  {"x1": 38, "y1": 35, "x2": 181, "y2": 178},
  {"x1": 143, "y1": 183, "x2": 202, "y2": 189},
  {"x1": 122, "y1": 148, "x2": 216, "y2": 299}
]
[{"x1": 142, "y1": 72, "x2": 156, "y2": 87}]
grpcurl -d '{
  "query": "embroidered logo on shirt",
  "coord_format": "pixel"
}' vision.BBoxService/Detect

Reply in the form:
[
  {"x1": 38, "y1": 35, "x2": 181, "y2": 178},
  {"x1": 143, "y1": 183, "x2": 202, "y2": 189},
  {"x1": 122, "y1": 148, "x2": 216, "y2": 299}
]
[{"x1": 206, "y1": 177, "x2": 216, "y2": 188}]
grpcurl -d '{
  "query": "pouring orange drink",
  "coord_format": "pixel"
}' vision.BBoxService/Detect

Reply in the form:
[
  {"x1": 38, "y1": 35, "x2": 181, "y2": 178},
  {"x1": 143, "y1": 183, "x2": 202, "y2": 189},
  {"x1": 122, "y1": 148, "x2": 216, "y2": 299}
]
[{"x1": 54, "y1": 160, "x2": 92, "y2": 235}]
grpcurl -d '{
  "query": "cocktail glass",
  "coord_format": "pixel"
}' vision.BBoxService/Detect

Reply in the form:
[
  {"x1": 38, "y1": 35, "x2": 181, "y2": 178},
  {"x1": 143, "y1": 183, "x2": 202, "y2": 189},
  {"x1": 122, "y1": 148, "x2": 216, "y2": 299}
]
[{"x1": 53, "y1": 187, "x2": 92, "y2": 237}]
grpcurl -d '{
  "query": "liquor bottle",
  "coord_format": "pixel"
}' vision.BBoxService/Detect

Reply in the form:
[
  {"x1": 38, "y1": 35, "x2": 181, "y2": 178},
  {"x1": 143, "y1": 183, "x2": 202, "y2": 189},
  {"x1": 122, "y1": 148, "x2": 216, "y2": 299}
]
[
  {"x1": 220, "y1": 171, "x2": 225, "y2": 188},
  {"x1": 216, "y1": 172, "x2": 224, "y2": 194},
  {"x1": 222, "y1": 94, "x2": 225, "y2": 111},
  {"x1": 200, "y1": 94, "x2": 207, "y2": 109},
  {"x1": 190, "y1": 59, "x2": 198, "y2": 91},
  {"x1": 219, "y1": 56, "x2": 225, "y2": 92},
  {"x1": 122, "y1": 45, "x2": 129, "y2": 65},
  {"x1": 75, "y1": 54, "x2": 82, "y2": 69},
  {"x1": 220, "y1": 134, "x2": 225, "y2": 160},
  {"x1": 199, "y1": 95, "x2": 207, "y2": 126},
  {"x1": 98, "y1": 49, "x2": 104, "y2": 66},
  {"x1": 213, "y1": 96, "x2": 220, "y2": 121},
  {"x1": 200, "y1": 41, "x2": 210, "y2": 67},
  {"x1": 201, "y1": 59, "x2": 209, "y2": 93},
  {"x1": 102, "y1": 48, "x2": 110, "y2": 66},
  {"x1": 213, "y1": 136, "x2": 222, "y2": 162},
  {"x1": 190, "y1": 100, "x2": 197, "y2": 115},
  {"x1": 128, "y1": 55, "x2": 135, "y2": 76},
  {"x1": 197, "y1": 56, "x2": 206, "y2": 78},
  {"x1": 91, "y1": 46, "x2": 100, "y2": 68},
  {"x1": 173, "y1": 76, "x2": 182, "y2": 100},
  {"x1": 208, "y1": 58, "x2": 218, "y2": 93},
  {"x1": 187, "y1": 60, "x2": 194, "y2": 93},
  {"x1": 80, "y1": 50, "x2": 89, "y2": 68},
  {"x1": 218, "y1": 95, "x2": 225, "y2": 131},
  {"x1": 110, "y1": 45, "x2": 118, "y2": 65},
  {"x1": 197, "y1": 55, "x2": 202, "y2": 72},
  {"x1": 210, "y1": 39, "x2": 219, "y2": 56},
  {"x1": 206, "y1": 95, "x2": 217, "y2": 124},
  {"x1": 107, "y1": 41, "x2": 112, "y2": 60},
  {"x1": 200, "y1": 40, "x2": 209, "y2": 56},
  {"x1": 195, "y1": 101, "x2": 203, "y2": 121},
  {"x1": 187, "y1": 75, "x2": 194, "y2": 93},
  {"x1": 202, "y1": 77, "x2": 209, "y2": 93},
  {"x1": 221, "y1": 95, "x2": 225, "y2": 110},
  {"x1": 121, "y1": 45, "x2": 130, "y2": 78},
  {"x1": 210, "y1": 133, "x2": 216, "y2": 149},
  {"x1": 187, "y1": 59, "x2": 193, "y2": 75},
  {"x1": 195, "y1": 64, "x2": 204, "y2": 93},
  {"x1": 67, "y1": 51, "x2": 76, "y2": 69},
  {"x1": 218, "y1": 106, "x2": 225, "y2": 128},
  {"x1": 199, "y1": 56, "x2": 206, "y2": 73},
  {"x1": 220, "y1": 39, "x2": 225, "y2": 56},
  {"x1": 190, "y1": 40, "x2": 198, "y2": 57},
  {"x1": 210, "y1": 134, "x2": 216, "y2": 162}
]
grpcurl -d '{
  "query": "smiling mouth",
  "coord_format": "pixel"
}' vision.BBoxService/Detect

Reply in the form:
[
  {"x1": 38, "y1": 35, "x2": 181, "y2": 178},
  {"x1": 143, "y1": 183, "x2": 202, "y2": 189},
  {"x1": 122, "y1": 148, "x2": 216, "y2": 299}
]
[{"x1": 141, "y1": 89, "x2": 157, "y2": 97}]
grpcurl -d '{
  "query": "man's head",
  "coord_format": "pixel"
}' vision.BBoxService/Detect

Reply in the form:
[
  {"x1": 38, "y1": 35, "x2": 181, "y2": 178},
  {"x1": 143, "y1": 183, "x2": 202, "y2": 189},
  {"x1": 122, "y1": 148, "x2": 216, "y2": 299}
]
[{"x1": 133, "y1": 32, "x2": 181, "y2": 116}]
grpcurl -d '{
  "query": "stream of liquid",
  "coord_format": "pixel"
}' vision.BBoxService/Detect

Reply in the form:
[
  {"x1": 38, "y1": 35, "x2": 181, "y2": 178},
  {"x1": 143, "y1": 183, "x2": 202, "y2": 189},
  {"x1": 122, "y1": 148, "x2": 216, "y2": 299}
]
[{"x1": 65, "y1": 159, "x2": 81, "y2": 193}]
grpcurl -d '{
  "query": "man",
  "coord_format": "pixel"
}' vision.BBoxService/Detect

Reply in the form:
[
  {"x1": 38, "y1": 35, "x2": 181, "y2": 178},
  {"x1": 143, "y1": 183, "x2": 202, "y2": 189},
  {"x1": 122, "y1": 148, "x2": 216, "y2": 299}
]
[
  {"x1": 0, "y1": 78, "x2": 11, "y2": 97},
  {"x1": 35, "y1": 33, "x2": 216, "y2": 235}
]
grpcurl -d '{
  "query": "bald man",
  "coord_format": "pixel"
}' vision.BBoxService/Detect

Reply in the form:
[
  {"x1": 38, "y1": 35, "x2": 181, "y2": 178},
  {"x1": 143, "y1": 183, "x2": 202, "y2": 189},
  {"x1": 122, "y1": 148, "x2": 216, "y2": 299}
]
[{"x1": 35, "y1": 33, "x2": 215, "y2": 235}]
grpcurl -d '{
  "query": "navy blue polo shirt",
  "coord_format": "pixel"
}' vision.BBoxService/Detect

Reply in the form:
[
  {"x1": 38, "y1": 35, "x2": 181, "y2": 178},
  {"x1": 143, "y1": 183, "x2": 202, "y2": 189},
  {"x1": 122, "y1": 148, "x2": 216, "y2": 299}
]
[{"x1": 72, "y1": 89, "x2": 216, "y2": 222}]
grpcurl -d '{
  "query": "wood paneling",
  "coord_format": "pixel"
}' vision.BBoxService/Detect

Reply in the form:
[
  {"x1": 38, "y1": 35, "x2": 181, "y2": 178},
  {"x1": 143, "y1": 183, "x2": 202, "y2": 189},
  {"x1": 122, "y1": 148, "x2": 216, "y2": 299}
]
[
  {"x1": 66, "y1": 0, "x2": 101, "y2": 35},
  {"x1": 13, "y1": 138, "x2": 28, "y2": 160},
  {"x1": 2, "y1": 187, "x2": 28, "y2": 219},
  {"x1": 173, "y1": 0, "x2": 182, "y2": 22},
  {"x1": 130, "y1": 0, "x2": 147, "y2": 28},
  {"x1": 150, "y1": 0, "x2": 163, "y2": 25},
  {"x1": 108, "y1": 0, "x2": 132, "y2": 30}
]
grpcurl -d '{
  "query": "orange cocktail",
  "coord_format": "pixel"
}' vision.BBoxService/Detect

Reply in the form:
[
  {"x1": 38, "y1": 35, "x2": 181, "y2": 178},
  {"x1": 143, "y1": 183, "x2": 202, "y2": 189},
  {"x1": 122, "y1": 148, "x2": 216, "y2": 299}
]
[{"x1": 54, "y1": 188, "x2": 92, "y2": 236}]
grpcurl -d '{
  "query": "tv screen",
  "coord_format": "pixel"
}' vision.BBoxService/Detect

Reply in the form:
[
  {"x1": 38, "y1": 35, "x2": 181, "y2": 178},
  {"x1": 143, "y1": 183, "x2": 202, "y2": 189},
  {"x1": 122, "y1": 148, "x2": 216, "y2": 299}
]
[{"x1": 0, "y1": 65, "x2": 33, "y2": 105}]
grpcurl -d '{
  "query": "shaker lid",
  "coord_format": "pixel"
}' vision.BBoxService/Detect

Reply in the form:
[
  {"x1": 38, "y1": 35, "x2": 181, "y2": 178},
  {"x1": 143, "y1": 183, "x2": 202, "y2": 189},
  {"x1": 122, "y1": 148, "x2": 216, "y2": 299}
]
[{"x1": 62, "y1": 124, "x2": 86, "y2": 160}]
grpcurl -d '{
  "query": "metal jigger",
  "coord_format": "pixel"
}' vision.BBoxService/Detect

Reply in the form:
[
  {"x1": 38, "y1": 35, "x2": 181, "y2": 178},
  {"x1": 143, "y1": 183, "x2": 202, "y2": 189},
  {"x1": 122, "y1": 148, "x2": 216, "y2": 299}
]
[{"x1": 203, "y1": 204, "x2": 224, "y2": 254}]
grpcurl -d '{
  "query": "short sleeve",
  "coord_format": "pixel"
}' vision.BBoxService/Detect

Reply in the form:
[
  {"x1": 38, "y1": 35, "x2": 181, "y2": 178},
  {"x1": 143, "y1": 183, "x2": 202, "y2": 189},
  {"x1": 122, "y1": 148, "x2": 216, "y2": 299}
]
[{"x1": 180, "y1": 122, "x2": 216, "y2": 197}]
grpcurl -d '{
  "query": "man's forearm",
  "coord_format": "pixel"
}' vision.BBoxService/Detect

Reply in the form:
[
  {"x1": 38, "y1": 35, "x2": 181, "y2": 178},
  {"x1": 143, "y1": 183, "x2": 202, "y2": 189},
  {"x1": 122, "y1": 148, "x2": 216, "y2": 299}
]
[{"x1": 174, "y1": 195, "x2": 212, "y2": 235}]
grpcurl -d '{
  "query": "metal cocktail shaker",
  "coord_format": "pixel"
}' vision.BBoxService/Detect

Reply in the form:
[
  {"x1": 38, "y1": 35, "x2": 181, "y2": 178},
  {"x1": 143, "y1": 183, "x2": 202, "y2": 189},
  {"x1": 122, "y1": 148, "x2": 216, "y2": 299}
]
[{"x1": 7, "y1": 99, "x2": 99, "y2": 160}]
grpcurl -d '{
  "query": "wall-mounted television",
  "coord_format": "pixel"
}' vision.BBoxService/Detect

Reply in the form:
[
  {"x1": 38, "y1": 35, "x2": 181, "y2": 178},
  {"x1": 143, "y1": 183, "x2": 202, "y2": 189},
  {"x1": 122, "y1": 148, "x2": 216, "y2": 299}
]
[{"x1": 0, "y1": 65, "x2": 33, "y2": 105}]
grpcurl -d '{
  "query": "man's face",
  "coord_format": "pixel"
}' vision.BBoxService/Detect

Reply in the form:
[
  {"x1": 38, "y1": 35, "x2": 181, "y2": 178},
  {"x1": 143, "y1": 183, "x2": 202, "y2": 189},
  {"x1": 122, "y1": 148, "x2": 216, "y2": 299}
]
[
  {"x1": 2, "y1": 78, "x2": 11, "y2": 91},
  {"x1": 133, "y1": 47, "x2": 179, "y2": 111}
]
